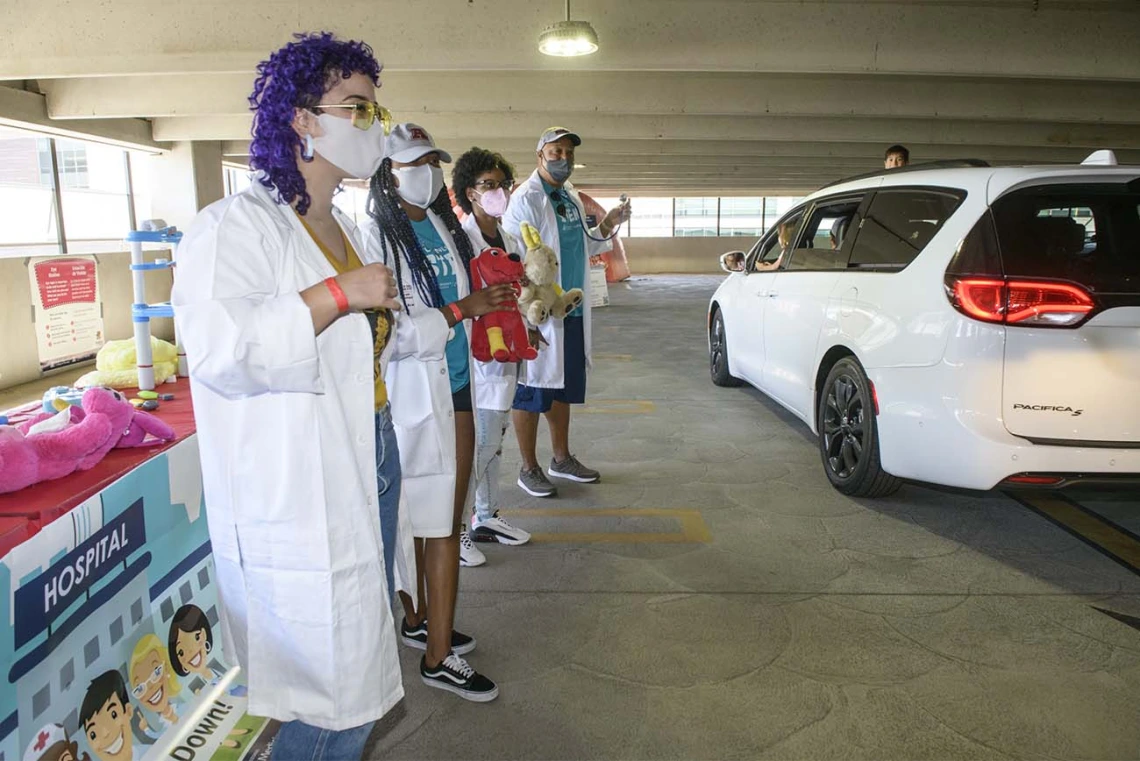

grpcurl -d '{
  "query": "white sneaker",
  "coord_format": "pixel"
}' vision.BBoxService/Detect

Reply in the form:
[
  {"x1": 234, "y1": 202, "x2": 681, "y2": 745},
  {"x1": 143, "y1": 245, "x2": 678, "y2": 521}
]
[
  {"x1": 459, "y1": 528, "x2": 486, "y2": 567},
  {"x1": 471, "y1": 512, "x2": 531, "y2": 546}
]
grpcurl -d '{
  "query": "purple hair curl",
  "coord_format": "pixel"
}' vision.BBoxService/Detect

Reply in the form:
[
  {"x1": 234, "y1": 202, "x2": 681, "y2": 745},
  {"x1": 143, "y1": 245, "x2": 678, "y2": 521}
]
[{"x1": 248, "y1": 32, "x2": 381, "y2": 215}]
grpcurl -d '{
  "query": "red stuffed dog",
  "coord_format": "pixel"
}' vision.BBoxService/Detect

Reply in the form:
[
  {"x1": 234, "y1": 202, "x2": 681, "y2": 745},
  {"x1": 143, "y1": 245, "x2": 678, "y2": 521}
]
[{"x1": 468, "y1": 247, "x2": 538, "y2": 363}]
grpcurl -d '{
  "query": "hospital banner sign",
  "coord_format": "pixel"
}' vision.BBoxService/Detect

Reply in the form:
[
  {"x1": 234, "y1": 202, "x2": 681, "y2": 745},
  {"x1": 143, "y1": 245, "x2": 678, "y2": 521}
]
[{"x1": 0, "y1": 437, "x2": 282, "y2": 761}]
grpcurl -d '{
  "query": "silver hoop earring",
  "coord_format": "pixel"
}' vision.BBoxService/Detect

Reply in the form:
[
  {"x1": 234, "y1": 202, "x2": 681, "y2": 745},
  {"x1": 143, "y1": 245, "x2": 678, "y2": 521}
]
[{"x1": 302, "y1": 134, "x2": 315, "y2": 162}]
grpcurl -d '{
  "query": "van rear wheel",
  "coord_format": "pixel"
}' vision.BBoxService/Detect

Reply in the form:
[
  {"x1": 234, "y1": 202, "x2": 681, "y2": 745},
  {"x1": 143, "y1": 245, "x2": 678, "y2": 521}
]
[{"x1": 818, "y1": 358, "x2": 902, "y2": 498}]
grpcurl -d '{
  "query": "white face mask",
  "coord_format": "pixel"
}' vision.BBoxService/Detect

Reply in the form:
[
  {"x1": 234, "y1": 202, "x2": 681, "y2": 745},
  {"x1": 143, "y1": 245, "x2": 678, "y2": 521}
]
[
  {"x1": 393, "y1": 164, "x2": 444, "y2": 209},
  {"x1": 311, "y1": 114, "x2": 386, "y2": 179}
]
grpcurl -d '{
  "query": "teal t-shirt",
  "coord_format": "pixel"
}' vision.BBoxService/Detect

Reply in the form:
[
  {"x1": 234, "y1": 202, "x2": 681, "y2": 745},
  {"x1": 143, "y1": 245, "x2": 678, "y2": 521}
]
[
  {"x1": 543, "y1": 179, "x2": 586, "y2": 318},
  {"x1": 411, "y1": 217, "x2": 470, "y2": 393}
]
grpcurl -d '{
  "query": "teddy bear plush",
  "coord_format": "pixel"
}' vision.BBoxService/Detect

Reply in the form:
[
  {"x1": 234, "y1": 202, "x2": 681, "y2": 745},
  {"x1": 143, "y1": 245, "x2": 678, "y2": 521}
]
[
  {"x1": 517, "y1": 222, "x2": 584, "y2": 325},
  {"x1": 468, "y1": 246, "x2": 538, "y2": 363}
]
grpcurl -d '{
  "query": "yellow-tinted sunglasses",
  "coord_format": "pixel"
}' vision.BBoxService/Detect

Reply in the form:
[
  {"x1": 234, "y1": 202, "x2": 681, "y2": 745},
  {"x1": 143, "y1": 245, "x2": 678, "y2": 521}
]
[{"x1": 315, "y1": 101, "x2": 393, "y2": 134}]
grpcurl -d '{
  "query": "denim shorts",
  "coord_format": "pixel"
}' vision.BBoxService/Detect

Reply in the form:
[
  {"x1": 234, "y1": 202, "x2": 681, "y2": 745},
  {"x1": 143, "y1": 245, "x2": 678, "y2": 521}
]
[{"x1": 512, "y1": 316, "x2": 587, "y2": 413}]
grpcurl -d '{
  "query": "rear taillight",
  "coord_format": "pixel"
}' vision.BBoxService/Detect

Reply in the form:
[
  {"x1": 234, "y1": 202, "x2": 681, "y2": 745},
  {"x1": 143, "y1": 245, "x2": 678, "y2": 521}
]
[{"x1": 946, "y1": 277, "x2": 1095, "y2": 328}]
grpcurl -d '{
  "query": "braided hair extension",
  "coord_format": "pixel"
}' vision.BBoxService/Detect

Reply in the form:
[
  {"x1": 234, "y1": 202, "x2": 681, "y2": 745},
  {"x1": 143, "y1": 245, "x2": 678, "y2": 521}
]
[{"x1": 366, "y1": 158, "x2": 476, "y2": 312}]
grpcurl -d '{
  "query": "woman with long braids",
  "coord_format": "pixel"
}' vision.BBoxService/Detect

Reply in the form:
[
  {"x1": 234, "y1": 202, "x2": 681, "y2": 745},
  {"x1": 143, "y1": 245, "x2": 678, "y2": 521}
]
[
  {"x1": 172, "y1": 33, "x2": 413, "y2": 759},
  {"x1": 362, "y1": 123, "x2": 513, "y2": 702}
]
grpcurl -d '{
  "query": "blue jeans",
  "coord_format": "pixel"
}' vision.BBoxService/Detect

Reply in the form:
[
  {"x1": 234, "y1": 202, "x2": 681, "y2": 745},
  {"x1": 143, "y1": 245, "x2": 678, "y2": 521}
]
[
  {"x1": 268, "y1": 407, "x2": 402, "y2": 761},
  {"x1": 376, "y1": 405, "x2": 402, "y2": 601},
  {"x1": 473, "y1": 408, "x2": 510, "y2": 523},
  {"x1": 269, "y1": 720, "x2": 374, "y2": 760}
]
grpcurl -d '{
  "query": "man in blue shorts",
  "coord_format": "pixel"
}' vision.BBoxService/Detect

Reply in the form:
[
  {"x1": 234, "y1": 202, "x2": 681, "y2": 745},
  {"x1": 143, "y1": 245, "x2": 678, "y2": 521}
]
[{"x1": 501, "y1": 128, "x2": 631, "y2": 497}]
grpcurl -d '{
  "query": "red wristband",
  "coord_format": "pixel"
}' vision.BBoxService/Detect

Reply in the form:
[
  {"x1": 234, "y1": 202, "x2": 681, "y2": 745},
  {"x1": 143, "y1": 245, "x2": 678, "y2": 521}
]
[
  {"x1": 324, "y1": 277, "x2": 349, "y2": 314},
  {"x1": 448, "y1": 302, "x2": 464, "y2": 323}
]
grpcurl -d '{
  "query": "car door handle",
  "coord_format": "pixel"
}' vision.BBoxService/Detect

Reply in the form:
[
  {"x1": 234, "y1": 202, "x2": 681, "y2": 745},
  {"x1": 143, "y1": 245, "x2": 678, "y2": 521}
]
[{"x1": 767, "y1": 292, "x2": 779, "y2": 298}]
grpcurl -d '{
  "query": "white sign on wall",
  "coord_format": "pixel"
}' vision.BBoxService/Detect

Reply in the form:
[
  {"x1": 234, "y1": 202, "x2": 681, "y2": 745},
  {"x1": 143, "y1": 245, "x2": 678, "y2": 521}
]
[
  {"x1": 589, "y1": 266, "x2": 609, "y2": 308},
  {"x1": 27, "y1": 255, "x2": 105, "y2": 371}
]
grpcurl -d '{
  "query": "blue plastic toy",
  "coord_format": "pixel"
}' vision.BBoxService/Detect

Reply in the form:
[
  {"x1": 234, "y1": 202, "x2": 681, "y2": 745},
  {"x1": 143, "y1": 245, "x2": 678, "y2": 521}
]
[{"x1": 42, "y1": 386, "x2": 85, "y2": 414}]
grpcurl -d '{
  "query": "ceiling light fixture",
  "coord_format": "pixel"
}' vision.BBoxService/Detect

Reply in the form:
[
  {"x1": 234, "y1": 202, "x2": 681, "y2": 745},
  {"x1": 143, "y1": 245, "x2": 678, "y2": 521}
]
[{"x1": 539, "y1": 0, "x2": 599, "y2": 57}]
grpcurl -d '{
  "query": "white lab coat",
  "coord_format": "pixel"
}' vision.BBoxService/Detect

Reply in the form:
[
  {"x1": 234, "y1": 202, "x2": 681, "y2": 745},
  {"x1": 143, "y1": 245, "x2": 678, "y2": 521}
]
[
  {"x1": 501, "y1": 170, "x2": 608, "y2": 389},
  {"x1": 359, "y1": 211, "x2": 473, "y2": 537},
  {"x1": 461, "y1": 212, "x2": 522, "y2": 412},
  {"x1": 171, "y1": 178, "x2": 415, "y2": 731}
]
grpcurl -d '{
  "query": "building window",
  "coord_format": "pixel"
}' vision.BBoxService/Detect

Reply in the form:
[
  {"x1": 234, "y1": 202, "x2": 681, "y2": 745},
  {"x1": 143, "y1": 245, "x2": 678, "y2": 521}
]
[
  {"x1": 198, "y1": 567, "x2": 210, "y2": 589},
  {"x1": 224, "y1": 165, "x2": 252, "y2": 197},
  {"x1": 207, "y1": 605, "x2": 219, "y2": 626},
  {"x1": 718, "y1": 197, "x2": 764, "y2": 237},
  {"x1": 161, "y1": 598, "x2": 175, "y2": 622},
  {"x1": 32, "y1": 684, "x2": 51, "y2": 719},
  {"x1": 0, "y1": 127, "x2": 61, "y2": 257},
  {"x1": 131, "y1": 599, "x2": 145, "y2": 625},
  {"x1": 84, "y1": 636, "x2": 100, "y2": 667},
  {"x1": 627, "y1": 197, "x2": 674, "y2": 237},
  {"x1": 57, "y1": 138, "x2": 132, "y2": 253},
  {"x1": 60, "y1": 659, "x2": 75, "y2": 691},
  {"x1": 674, "y1": 197, "x2": 718, "y2": 237},
  {"x1": 180, "y1": 582, "x2": 193, "y2": 604},
  {"x1": 109, "y1": 616, "x2": 125, "y2": 645}
]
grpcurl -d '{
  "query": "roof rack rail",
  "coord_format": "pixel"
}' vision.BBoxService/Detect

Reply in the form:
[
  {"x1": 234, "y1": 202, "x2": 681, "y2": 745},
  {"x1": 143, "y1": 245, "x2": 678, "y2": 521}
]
[{"x1": 822, "y1": 159, "x2": 991, "y2": 189}]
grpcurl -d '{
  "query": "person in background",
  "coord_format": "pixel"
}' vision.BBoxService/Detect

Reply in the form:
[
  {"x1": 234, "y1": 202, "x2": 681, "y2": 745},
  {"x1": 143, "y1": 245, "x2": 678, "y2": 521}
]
[
  {"x1": 501, "y1": 127, "x2": 631, "y2": 498},
  {"x1": 452, "y1": 147, "x2": 534, "y2": 559},
  {"x1": 753, "y1": 219, "x2": 797, "y2": 272},
  {"x1": 884, "y1": 144, "x2": 910, "y2": 169},
  {"x1": 363, "y1": 124, "x2": 511, "y2": 702},
  {"x1": 171, "y1": 33, "x2": 411, "y2": 761}
]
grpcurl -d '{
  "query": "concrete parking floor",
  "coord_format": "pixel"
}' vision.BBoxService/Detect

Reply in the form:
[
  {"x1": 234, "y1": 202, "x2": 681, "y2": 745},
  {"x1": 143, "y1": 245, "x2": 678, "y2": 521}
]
[{"x1": 367, "y1": 275, "x2": 1140, "y2": 761}]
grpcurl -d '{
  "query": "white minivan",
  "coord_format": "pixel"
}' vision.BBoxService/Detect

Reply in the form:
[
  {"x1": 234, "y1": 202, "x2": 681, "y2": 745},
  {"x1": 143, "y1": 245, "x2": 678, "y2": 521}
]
[{"x1": 708, "y1": 155, "x2": 1140, "y2": 496}]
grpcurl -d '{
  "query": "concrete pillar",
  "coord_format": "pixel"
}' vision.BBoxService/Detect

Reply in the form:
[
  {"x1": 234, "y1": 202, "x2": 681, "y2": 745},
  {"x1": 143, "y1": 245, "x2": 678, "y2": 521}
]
[{"x1": 138, "y1": 141, "x2": 224, "y2": 230}]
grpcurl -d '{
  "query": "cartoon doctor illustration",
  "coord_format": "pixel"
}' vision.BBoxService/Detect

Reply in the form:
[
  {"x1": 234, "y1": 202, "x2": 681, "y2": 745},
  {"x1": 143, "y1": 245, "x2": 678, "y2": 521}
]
[{"x1": 79, "y1": 671, "x2": 138, "y2": 761}]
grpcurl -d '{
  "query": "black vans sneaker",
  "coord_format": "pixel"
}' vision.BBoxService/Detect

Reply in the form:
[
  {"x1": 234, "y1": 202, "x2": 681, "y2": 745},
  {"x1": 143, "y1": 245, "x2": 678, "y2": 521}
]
[
  {"x1": 420, "y1": 653, "x2": 499, "y2": 702},
  {"x1": 400, "y1": 619, "x2": 476, "y2": 656}
]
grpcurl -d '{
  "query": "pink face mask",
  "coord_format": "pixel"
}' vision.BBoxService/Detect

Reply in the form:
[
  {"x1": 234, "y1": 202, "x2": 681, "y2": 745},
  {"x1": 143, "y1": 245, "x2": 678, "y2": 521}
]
[{"x1": 475, "y1": 188, "x2": 509, "y2": 217}]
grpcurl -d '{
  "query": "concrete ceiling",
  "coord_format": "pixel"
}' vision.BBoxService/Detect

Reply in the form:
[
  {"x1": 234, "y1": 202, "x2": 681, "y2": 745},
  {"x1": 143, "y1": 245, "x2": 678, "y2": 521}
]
[{"x1": 2, "y1": 0, "x2": 1139, "y2": 195}]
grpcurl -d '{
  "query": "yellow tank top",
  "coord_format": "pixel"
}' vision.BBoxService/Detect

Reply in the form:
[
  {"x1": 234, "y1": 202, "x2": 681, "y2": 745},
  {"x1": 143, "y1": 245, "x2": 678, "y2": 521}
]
[{"x1": 297, "y1": 213, "x2": 391, "y2": 410}]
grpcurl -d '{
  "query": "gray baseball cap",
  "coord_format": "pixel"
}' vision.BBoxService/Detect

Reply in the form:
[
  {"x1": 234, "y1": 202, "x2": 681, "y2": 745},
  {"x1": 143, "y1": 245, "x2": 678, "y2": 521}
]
[
  {"x1": 536, "y1": 127, "x2": 582, "y2": 152},
  {"x1": 385, "y1": 122, "x2": 453, "y2": 164}
]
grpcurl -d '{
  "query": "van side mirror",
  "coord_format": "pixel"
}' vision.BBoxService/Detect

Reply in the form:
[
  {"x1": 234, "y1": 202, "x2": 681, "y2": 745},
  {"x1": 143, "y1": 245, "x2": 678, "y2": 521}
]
[{"x1": 720, "y1": 251, "x2": 746, "y2": 273}]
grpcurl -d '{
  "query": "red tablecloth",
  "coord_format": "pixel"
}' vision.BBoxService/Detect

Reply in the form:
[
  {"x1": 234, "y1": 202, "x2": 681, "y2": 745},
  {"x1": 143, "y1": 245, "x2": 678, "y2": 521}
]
[{"x1": 0, "y1": 378, "x2": 197, "y2": 535}]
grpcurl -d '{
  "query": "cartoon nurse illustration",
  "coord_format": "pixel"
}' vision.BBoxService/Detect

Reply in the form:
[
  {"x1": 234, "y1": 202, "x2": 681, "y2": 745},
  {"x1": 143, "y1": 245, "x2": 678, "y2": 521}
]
[
  {"x1": 23, "y1": 724, "x2": 89, "y2": 761},
  {"x1": 128, "y1": 634, "x2": 182, "y2": 734}
]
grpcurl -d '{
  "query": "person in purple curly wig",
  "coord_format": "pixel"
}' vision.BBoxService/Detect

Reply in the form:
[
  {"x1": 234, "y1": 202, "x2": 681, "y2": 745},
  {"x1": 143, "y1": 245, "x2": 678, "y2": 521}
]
[{"x1": 171, "y1": 32, "x2": 414, "y2": 761}]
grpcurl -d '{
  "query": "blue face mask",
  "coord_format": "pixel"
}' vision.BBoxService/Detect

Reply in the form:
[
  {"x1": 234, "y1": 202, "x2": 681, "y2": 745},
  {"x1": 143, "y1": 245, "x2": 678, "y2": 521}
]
[{"x1": 544, "y1": 158, "x2": 573, "y2": 184}]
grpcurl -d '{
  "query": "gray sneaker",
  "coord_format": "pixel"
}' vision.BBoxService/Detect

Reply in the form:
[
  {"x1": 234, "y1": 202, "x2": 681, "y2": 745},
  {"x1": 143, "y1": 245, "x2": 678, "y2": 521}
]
[
  {"x1": 548, "y1": 455, "x2": 600, "y2": 484},
  {"x1": 518, "y1": 466, "x2": 558, "y2": 497}
]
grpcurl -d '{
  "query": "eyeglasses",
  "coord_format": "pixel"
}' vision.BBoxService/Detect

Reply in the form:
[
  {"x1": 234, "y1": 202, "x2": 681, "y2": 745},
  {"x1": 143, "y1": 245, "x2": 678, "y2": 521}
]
[
  {"x1": 131, "y1": 664, "x2": 164, "y2": 699},
  {"x1": 476, "y1": 179, "x2": 515, "y2": 191},
  {"x1": 314, "y1": 102, "x2": 393, "y2": 134}
]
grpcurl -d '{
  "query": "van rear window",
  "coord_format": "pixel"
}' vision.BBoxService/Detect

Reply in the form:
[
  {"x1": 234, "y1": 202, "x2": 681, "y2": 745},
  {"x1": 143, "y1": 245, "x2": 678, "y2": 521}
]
[{"x1": 991, "y1": 184, "x2": 1140, "y2": 294}]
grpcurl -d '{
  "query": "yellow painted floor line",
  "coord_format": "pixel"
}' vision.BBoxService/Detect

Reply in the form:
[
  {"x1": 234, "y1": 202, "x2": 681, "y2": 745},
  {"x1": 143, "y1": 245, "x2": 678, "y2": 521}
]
[
  {"x1": 594, "y1": 353, "x2": 633, "y2": 362},
  {"x1": 579, "y1": 399, "x2": 657, "y2": 415},
  {"x1": 500, "y1": 508, "x2": 710, "y2": 544},
  {"x1": 1009, "y1": 492, "x2": 1140, "y2": 574}
]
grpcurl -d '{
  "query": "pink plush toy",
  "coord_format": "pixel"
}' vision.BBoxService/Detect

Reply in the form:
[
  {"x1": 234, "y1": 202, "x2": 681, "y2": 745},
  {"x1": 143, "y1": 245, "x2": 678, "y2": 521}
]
[
  {"x1": 0, "y1": 388, "x2": 178, "y2": 494},
  {"x1": 80, "y1": 387, "x2": 176, "y2": 449},
  {"x1": 0, "y1": 412, "x2": 115, "y2": 494}
]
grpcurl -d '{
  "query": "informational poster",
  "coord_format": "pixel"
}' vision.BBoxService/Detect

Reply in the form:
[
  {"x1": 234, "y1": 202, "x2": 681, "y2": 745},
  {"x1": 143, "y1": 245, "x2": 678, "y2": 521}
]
[
  {"x1": 28, "y1": 256, "x2": 106, "y2": 372},
  {"x1": 0, "y1": 438, "x2": 282, "y2": 761}
]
